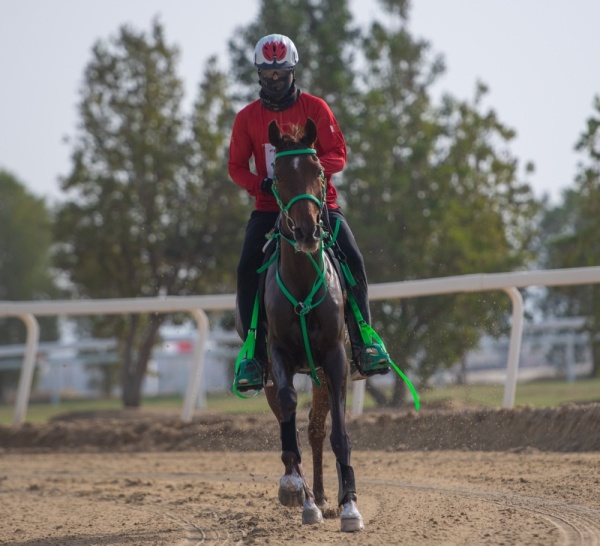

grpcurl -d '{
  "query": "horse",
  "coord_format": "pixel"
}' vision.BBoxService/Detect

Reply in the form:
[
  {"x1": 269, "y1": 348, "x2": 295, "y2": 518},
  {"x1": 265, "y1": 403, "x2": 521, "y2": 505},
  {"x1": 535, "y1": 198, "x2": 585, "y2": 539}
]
[{"x1": 259, "y1": 117, "x2": 364, "y2": 532}]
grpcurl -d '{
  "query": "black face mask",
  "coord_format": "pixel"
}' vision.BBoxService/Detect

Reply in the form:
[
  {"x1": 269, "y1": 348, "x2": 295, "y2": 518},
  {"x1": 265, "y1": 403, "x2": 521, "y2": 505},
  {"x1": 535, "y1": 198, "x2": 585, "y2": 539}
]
[
  {"x1": 258, "y1": 70, "x2": 294, "y2": 100},
  {"x1": 259, "y1": 81, "x2": 301, "y2": 112}
]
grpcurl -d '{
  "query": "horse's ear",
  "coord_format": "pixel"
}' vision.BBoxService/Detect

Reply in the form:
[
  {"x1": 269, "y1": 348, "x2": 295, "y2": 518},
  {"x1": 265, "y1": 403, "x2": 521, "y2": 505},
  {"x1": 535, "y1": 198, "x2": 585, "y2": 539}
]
[
  {"x1": 268, "y1": 120, "x2": 283, "y2": 148},
  {"x1": 302, "y1": 118, "x2": 318, "y2": 148}
]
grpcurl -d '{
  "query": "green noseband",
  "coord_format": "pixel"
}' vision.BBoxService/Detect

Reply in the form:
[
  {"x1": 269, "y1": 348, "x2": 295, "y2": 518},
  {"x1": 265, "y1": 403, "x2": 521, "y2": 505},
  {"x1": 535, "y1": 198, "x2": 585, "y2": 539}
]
[{"x1": 275, "y1": 148, "x2": 317, "y2": 159}]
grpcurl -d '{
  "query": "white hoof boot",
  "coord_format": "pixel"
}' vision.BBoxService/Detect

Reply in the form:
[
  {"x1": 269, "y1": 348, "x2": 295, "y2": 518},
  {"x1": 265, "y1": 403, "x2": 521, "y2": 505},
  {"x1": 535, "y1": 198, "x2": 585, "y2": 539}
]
[
  {"x1": 302, "y1": 499, "x2": 324, "y2": 525},
  {"x1": 340, "y1": 500, "x2": 364, "y2": 532}
]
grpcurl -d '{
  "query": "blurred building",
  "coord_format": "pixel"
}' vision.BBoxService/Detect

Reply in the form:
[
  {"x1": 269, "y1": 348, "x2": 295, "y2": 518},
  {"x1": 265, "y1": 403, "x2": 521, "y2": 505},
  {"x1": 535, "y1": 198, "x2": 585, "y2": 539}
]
[{"x1": 1, "y1": 317, "x2": 593, "y2": 402}]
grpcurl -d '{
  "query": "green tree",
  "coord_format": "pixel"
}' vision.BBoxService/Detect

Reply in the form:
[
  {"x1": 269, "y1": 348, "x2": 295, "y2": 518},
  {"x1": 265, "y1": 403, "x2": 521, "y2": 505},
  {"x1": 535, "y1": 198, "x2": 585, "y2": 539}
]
[
  {"x1": 54, "y1": 21, "x2": 240, "y2": 406},
  {"x1": 0, "y1": 170, "x2": 58, "y2": 401},
  {"x1": 541, "y1": 96, "x2": 600, "y2": 377},
  {"x1": 189, "y1": 56, "x2": 246, "y2": 292},
  {"x1": 344, "y1": 3, "x2": 539, "y2": 403}
]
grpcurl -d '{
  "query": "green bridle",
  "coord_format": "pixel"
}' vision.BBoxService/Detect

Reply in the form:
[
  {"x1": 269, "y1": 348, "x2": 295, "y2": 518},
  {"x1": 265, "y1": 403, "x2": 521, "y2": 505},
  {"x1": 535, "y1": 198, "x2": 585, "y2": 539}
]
[
  {"x1": 271, "y1": 148, "x2": 326, "y2": 222},
  {"x1": 268, "y1": 147, "x2": 329, "y2": 386}
]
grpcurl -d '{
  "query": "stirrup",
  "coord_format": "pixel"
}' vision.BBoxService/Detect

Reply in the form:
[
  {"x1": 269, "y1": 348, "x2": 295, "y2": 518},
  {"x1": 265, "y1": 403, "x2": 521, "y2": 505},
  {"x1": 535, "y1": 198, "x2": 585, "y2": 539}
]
[
  {"x1": 234, "y1": 357, "x2": 266, "y2": 392},
  {"x1": 351, "y1": 343, "x2": 391, "y2": 381}
]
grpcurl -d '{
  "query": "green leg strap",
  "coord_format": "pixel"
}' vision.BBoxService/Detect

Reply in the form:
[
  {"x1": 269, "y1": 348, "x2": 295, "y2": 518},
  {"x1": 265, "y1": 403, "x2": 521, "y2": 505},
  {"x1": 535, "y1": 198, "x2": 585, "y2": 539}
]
[
  {"x1": 347, "y1": 292, "x2": 420, "y2": 411},
  {"x1": 233, "y1": 294, "x2": 261, "y2": 399}
]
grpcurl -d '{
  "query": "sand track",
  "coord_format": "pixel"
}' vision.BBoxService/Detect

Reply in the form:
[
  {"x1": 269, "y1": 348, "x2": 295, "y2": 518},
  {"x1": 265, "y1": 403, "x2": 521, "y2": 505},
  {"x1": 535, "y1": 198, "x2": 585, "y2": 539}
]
[
  {"x1": 1, "y1": 404, "x2": 599, "y2": 545},
  {"x1": 2, "y1": 451, "x2": 600, "y2": 545}
]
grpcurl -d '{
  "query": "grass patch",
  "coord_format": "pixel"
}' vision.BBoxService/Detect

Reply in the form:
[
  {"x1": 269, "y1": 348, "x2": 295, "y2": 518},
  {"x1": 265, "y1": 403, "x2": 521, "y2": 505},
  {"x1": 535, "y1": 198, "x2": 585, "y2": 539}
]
[
  {"x1": 1, "y1": 377, "x2": 598, "y2": 426},
  {"x1": 0, "y1": 396, "x2": 186, "y2": 426},
  {"x1": 419, "y1": 377, "x2": 600, "y2": 408}
]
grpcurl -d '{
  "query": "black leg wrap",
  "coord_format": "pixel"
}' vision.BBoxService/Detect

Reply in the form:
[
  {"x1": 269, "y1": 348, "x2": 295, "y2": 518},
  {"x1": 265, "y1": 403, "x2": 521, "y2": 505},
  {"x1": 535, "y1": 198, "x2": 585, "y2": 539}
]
[
  {"x1": 280, "y1": 413, "x2": 302, "y2": 462},
  {"x1": 336, "y1": 459, "x2": 357, "y2": 506}
]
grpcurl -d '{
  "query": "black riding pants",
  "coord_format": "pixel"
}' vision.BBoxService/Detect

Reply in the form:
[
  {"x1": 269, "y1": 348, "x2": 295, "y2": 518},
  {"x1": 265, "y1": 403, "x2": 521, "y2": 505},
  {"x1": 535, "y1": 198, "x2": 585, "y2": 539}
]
[{"x1": 236, "y1": 208, "x2": 371, "y2": 356}]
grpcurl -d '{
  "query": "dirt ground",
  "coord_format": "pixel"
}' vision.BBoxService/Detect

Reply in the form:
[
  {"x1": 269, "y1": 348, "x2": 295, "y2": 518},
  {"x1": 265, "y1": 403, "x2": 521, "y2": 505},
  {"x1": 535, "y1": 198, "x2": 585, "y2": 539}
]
[{"x1": 1, "y1": 402, "x2": 600, "y2": 545}]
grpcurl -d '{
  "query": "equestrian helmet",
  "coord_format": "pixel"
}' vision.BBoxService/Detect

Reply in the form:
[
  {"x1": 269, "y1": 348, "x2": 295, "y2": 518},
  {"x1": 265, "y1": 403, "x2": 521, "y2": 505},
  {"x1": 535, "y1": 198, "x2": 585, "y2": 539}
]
[{"x1": 254, "y1": 34, "x2": 299, "y2": 69}]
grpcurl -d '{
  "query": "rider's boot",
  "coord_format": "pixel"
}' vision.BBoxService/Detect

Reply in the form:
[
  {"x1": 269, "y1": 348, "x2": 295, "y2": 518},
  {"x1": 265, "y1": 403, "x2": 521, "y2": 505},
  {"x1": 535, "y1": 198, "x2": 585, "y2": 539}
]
[
  {"x1": 234, "y1": 355, "x2": 267, "y2": 392},
  {"x1": 234, "y1": 333, "x2": 268, "y2": 392},
  {"x1": 350, "y1": 342, "x2": 391, "y2": 381},
  {"x1": 346, "y1": 307, "x2": 391, "y2": 381}
]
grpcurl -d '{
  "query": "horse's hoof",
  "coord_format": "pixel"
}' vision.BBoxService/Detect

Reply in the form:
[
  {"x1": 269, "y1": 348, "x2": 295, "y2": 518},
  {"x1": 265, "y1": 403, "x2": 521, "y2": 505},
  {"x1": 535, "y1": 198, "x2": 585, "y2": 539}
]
[
  {"x1": 302, "y1": 499, "x2": 324, "y2": 525},
  {"x1": 340, "y1": 500, "x2": 364, "y2": 532},
  {"x1": 278, "y1": 474, "x2": 305, "y2": 507}
]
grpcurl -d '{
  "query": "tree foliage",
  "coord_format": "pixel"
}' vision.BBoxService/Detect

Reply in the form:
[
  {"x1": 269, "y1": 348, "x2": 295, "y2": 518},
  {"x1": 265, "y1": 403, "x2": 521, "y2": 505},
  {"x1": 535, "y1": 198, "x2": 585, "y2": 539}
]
[
  {"x1": 189, "y1": 57, "x2": 246, "y2": 292},
  {"x1": 54, "y1": 21, "x2": 243, "y2": 406},
  {"x1": 347, "y1": 6, "x2": 538, "y2": 402},
  {"x1": 0, "y1": 170, "x2": 58, "y2": 400},
  {"x1": 540, "y1": 95, "x2": 600, "y2": 377},
  {"x1": 0, "y1": 170, "x2": 58, "y2": 341}
]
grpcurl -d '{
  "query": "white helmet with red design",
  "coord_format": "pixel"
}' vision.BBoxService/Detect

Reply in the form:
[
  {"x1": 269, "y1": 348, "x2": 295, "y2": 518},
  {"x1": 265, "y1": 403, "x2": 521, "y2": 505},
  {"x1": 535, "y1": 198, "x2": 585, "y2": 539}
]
[{"x1": 254, "y1": 34, "x2": 299, "y2": 69}]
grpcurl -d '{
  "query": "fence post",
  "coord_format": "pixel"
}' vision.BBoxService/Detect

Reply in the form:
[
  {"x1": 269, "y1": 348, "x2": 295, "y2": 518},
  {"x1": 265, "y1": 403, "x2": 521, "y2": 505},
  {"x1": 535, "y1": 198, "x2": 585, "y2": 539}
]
[
  {"x1": 181, "y1": 309, "x2": 209, "y2": 423},
  {"x1": 502, "y1": 287, "x2": 524, "y2": 408},
  {"x1": 13, "y1": 314, "x2": 40, "y2": 425},
  {"x1": 351, "y1": 378, "x2": 366, "y2": 416}
]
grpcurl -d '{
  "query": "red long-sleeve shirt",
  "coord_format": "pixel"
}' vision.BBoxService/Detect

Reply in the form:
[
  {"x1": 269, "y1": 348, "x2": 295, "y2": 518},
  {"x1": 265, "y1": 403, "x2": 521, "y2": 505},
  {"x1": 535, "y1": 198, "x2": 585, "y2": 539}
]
[{"x1": 228, "y1": 92, "x2": 346, "y2": 212}]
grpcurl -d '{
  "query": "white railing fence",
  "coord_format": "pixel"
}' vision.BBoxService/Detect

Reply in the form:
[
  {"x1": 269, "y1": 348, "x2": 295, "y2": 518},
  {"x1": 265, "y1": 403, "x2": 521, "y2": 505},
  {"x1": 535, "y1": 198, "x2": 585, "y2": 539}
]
[{"x1": 1, "y1": 266, "x2": 599, "y2": 426}]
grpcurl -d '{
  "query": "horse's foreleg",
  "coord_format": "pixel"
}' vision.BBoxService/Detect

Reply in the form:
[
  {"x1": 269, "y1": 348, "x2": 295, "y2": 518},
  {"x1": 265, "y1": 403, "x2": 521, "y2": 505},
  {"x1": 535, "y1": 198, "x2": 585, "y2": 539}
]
[
  {"x1": 279, "y1": 414, "x2": 323, "y2": 525},
  {"x1": 308, "y1": 369, "x2": 330, "y2": 507},
  {"x1": 271, "y1": 356, "x2": 301, "y2": 467},
  {"x1": 278, "y1": 412, "x2": 306, "y2": 507},
  {"x1": 270, "y1": 350, "x2": 322, "y2": 524},
  {"x1": 326, "y1": 347, "x2": 364, "y2": 532},
  {"x1": 264, "y1": 383, "x2": 282, "y2": 422}
]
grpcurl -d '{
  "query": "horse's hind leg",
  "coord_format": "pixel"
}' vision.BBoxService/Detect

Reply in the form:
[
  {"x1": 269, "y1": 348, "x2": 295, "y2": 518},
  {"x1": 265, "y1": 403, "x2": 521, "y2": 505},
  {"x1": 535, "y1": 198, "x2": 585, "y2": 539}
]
[{"x1": 308, "y1": 369, "x2": 330, "y2": 508}]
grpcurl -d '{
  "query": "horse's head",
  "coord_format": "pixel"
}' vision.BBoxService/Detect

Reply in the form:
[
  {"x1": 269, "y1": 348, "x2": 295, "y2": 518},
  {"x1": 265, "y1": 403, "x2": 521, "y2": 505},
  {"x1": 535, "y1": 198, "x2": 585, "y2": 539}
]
[{"x1": 268, "y1": 118, "x2": 326, "y2": 253}]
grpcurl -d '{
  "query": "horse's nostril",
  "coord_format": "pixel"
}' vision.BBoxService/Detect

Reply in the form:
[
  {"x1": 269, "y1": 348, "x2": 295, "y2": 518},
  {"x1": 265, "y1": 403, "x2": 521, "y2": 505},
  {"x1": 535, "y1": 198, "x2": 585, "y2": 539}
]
[{"x1": 294, "y1": 226, "x2": 320, "y2": 243}]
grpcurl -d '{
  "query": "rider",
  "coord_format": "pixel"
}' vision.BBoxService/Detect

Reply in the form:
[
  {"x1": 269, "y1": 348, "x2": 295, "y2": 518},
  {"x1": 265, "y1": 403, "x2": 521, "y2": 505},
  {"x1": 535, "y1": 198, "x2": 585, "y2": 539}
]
[{"x1": 229, "y1": 33, "x2": 391, "y2": 392}]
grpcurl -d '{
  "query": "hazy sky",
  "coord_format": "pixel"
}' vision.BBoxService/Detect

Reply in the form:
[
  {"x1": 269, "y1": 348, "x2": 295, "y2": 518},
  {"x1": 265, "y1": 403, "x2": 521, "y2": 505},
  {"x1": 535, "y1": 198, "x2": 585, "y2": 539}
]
[{"x1": 1, "y1": 1, "x2": 599, "y2": 206}]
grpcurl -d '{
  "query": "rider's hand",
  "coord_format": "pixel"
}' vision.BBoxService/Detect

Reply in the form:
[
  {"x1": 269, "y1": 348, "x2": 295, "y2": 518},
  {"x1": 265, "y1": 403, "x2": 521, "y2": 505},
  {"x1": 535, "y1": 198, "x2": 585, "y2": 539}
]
[{"x1": 260, "y1": 177, "x2": 274, "y2": 195}]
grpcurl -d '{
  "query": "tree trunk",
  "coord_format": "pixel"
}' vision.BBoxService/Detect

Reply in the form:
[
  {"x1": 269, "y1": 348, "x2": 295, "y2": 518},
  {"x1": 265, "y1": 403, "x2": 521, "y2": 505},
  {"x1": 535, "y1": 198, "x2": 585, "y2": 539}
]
[
  {"x1": 121, "y1": 314, "x2": 139, "y2": 407},
  {"x1": 391, "y1": 375, "x2": 406, "y2": 407},
  {"x1": 456, "y1": 355, "x2": 467, "y2": 385},
  {"x1": 365, "y1": 379, "x2": 389, "y2": 406},
  {"x1": 121, "y1": 314, "x2": 163, "y2": 407}
]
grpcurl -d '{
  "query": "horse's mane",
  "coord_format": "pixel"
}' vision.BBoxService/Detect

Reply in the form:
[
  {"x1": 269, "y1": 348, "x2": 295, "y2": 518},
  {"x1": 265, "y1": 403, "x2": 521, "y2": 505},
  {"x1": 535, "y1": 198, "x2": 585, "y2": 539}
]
[
  {"x1": 282, "y1": 124, "x2": 304, "y2": 141},
  {"x1": 278, "y1": 124, "x2": 314, "y2": 150}
]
